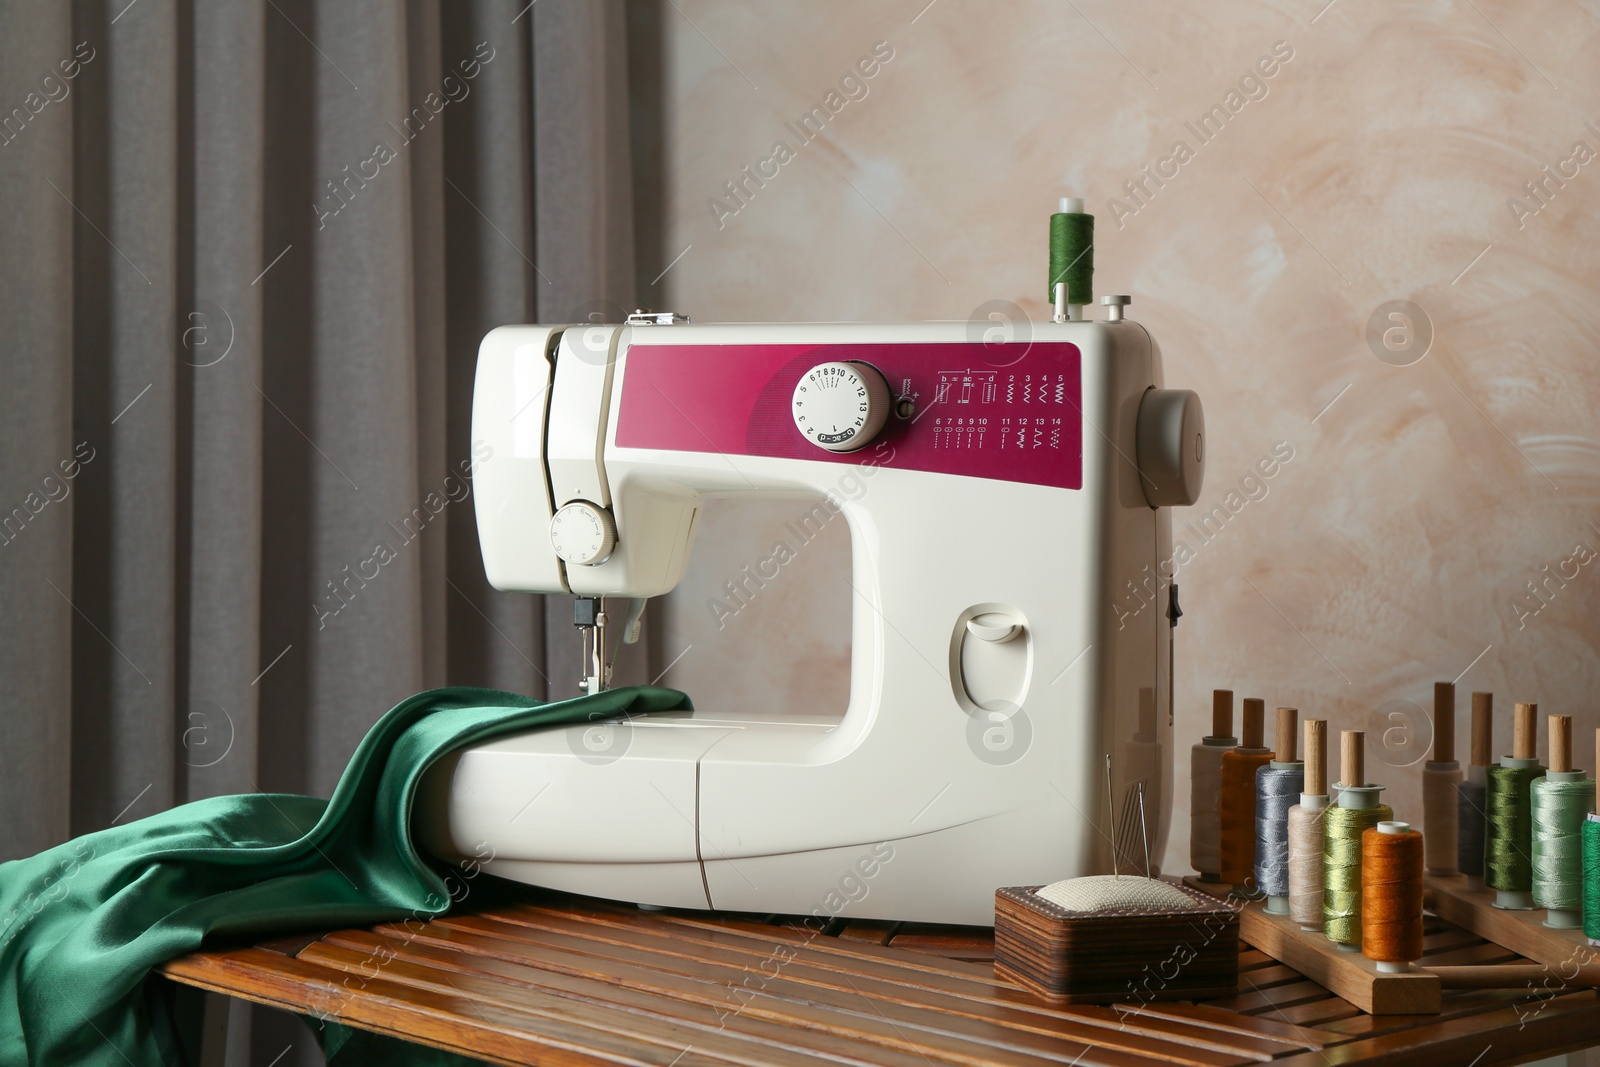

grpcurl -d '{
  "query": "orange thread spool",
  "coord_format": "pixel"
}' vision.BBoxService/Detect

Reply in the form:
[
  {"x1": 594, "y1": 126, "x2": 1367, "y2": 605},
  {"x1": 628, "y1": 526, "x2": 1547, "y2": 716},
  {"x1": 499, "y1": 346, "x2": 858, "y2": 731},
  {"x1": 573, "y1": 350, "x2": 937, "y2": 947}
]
[
  {"x1": 1361, "y1": 821, "x2": 1425, "y2": 971},
  {"x1": 1219, "y1": 699, "x2": 1272, "y2": 886}
]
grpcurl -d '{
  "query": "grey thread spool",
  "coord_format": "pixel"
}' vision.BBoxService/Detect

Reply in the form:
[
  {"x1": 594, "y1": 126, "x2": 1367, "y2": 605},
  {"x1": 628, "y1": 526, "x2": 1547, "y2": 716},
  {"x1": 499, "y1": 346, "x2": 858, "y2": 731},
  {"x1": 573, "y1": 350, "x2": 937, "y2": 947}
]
[
  {"x1": 1458, "y1": 777, "x2": 1488, "y2": 876},
  {"x1": 1255, "y1": 765, "x2": 1304, "y2": 906},
  {"x1": 1256, "y1": 707, "x2": 1304, "y2": 914},
  {"x1": 1458, "y1": 691, "x2": 1493, "y2": 877}
]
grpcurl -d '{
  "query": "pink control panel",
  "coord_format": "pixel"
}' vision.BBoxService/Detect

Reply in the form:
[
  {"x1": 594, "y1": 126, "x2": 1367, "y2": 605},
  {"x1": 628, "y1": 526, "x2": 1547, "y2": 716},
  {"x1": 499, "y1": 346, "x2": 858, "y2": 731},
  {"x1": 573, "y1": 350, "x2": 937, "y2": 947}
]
[{"x1": 614, "y1": 341, "x2": 1083, "y2": 490}]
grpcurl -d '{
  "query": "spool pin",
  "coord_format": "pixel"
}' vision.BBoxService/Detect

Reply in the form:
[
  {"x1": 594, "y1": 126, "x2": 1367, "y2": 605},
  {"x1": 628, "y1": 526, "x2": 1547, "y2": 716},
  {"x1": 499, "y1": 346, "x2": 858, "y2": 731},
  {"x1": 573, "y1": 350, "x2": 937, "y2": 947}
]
[{"x1": 1472, "y1": 692, "x2": 1494, "y2": 767}]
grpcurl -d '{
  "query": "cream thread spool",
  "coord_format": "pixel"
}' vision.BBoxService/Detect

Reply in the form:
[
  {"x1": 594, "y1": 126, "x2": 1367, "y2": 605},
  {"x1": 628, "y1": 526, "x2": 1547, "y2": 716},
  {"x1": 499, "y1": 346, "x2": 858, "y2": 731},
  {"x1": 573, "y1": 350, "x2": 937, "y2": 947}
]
[
  {"x1": 1191, "y1": 689, "x2": 1235, "y2": 881},
  {"x1": 1288, "y1": 718, "x2": 1329, "y2": 930},
  {"x1": 1422, "y1": 681, "x2": 1463, "y2": 875}
]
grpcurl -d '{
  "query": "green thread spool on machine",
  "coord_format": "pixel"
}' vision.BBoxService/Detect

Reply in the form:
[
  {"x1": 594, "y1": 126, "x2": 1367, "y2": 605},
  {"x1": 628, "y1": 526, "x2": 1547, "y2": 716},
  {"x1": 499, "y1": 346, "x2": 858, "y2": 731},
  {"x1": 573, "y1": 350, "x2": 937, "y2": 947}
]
[{"x1": 1048, "y1": 198, "x2": 1094, "y2": 320}]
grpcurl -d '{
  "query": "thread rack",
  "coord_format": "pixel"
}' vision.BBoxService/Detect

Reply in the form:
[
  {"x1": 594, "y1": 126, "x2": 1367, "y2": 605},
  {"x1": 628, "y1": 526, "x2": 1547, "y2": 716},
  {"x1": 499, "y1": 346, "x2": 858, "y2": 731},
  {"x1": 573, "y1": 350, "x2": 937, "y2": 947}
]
[
  {"x1": 1423, "y1": 873, "x2": 1597, "y2": 970},
  {"x1": 1184, "y1": 691, "x2": 1600, "y2": 1016},
  {"x1": 1182, "y1": 878, "x2": 1442, "y2": 1014}
]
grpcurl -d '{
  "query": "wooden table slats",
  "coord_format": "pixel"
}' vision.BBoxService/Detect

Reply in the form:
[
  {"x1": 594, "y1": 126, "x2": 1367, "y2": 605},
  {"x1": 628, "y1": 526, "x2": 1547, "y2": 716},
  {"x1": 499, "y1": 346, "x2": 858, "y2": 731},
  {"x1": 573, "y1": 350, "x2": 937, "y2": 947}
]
[{"x1": 158, "y1": 889, "x2": 1600, "y2": 1066}]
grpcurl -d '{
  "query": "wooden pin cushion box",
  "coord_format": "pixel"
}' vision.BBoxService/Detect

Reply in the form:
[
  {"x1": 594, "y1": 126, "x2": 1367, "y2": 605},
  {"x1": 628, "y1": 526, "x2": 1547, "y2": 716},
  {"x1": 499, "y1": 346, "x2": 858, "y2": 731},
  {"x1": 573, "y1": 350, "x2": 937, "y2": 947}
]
[{"x1": 994, "y1": 880, "x2": 1241, "y2": 1004}]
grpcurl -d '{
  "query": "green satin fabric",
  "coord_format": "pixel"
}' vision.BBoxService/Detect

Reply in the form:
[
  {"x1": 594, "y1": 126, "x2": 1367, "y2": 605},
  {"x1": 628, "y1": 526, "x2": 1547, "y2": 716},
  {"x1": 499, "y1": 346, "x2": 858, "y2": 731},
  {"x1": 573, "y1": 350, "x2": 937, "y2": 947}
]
[{"x1": 0, "y1": 684, "x2": 692, "y2": 1066}]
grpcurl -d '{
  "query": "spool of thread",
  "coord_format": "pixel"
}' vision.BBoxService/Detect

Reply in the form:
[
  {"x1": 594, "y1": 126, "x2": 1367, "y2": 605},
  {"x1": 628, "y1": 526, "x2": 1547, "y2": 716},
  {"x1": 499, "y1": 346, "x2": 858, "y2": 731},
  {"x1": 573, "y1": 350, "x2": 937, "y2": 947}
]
[
  {"x1": 1256, "y1": 707, "x2": 1304, "y2": 913},
  {"x1": 1325, "y1": 730, "x2": 1392, "y2": 948},
  {"x1": 1531, "y1": 714, "x2": 1592, "y2": 929},
  {"x1": 1048, "y1": 199, "x2": 1094, "y2": 313},
  {"x1": 1423, "y1": 681, "x2": 1463, "y2": 874},
  {"x1": 1485, "y1": 702, "x2": 1546, "y2": 910},
  {"x1": 1361, "y1": 821, "x2": 1425, "y2": 972},
  {"x1": 1289, "y1": 806, "x2": 1327, "y2": 929},
  {"x1": 1589, "y1": 731, "x2": 1600, "y2": 944},
  {"x1": 1458, "y1": 691, "x2": 1493, "y2": 877},
  {"x1": 1288, "y1": 718, "x2": 1329, "y2": 930},
  {"x1": 1190, "y1": 689, "x2": 1235, "y2": 880},
  {"x1": 1220, "y1": 699, "x2": 1272, "y2": 887},
  {"x1": 1257, "y1": 769, "x2": 1303, "y2": 900},
  {"x1": 1582, "y1": 813, "x2": 1600, "y2": 945}
]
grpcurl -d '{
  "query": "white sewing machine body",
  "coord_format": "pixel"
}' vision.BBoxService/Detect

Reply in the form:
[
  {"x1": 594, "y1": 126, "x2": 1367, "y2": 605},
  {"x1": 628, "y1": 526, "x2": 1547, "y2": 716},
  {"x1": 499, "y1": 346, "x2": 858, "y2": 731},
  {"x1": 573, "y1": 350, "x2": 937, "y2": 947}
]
[{"x1": 417, "y1": 316, "x2": 1194, "y2": 925}]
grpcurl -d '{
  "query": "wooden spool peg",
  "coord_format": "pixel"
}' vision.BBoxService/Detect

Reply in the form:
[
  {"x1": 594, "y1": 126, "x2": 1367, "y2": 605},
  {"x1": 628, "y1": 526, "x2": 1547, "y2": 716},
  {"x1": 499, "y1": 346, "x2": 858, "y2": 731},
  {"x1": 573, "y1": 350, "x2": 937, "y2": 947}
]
[
  {"x1": 1344, "y1": 730, "x2": 1365, "y2": 790},
  {"x1": 1304, "y1": 719, "x2": 1328, "y2": 798},
  {"x1": 1433, "y1": 682, "x2": 1456, "y2": 764},
  {"x1": 1512, "y1": 703, "x2": 1538, "y2": 762},
  {"x1": 1212, "y1": 689, "x2": 1235, "y2": 741},
  {"x1": 1241, "y1": 699, "x2": 1266, "y2": 750},
  {"x1": 1338, "y1": 730, "x2": 1381, "y2": 811},
  {"x1": 1550, "y1": 715, "x2": 1572, "y2": 774},
  {"x1": 1471, "y1": 693, "x2": 1493, "y2": 768},
  {"x1": 1275, "y1": 707, "x2": 1300, "y2": 764},
  {"x1": 1464, "y1": 691, "x2": 1494, "y2": 800}
]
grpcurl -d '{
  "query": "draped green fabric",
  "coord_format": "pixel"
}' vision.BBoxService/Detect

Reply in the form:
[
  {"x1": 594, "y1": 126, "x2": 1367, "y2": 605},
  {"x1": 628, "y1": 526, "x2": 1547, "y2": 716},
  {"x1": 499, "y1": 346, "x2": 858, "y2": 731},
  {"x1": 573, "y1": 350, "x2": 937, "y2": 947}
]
[{"x1": 0, "y1": 685, "x2": 692, "y2": 1066}]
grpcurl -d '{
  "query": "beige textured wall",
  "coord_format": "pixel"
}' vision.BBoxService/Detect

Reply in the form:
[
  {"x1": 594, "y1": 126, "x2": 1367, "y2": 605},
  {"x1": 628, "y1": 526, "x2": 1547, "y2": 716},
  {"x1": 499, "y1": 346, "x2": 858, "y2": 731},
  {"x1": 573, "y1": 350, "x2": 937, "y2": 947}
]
[{"x1": 639, "y1": 0, "x2": 1600, "y2": 876}]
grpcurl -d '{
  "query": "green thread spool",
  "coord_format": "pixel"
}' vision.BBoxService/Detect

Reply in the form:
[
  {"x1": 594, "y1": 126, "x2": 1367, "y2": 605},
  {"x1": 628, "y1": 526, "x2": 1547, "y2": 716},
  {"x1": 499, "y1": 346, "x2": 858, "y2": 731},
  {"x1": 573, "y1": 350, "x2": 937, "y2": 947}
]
[
  {"x1": 1581, "y1": 815, "x2": 1600, "y2": 942},
  {"x1": 1048, "y1": 199, "x2": 1094, "y2": 309},
  {"x1": 1532, "y1": 774, "x2": 1594, "y2": 927},
  {"x1": 1486, "y1": 762, "x2": 1545, "y2": 907},
  {"x1": 1323, "y1": 798, "x2": 1393, "y2": 946}
]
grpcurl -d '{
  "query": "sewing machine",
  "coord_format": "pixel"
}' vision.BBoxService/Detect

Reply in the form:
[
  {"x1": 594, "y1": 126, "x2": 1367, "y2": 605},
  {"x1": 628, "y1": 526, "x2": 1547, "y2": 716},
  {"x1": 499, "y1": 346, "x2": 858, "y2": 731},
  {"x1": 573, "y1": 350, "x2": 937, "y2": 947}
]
[{"x1": 416, "y1": 293, "x2": 1205, "y2": 925}]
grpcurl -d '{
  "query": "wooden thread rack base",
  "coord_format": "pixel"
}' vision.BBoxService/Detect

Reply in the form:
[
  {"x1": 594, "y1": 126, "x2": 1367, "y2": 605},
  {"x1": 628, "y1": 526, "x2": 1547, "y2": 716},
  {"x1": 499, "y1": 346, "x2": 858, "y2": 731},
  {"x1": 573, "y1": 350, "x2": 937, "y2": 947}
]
[
  {"x1": 1183, "y1": 876, "x2": 1440, "y2": 1014},
  {"x1": 1423, "y1": 873, "x2": 1598, "y2": 969}
]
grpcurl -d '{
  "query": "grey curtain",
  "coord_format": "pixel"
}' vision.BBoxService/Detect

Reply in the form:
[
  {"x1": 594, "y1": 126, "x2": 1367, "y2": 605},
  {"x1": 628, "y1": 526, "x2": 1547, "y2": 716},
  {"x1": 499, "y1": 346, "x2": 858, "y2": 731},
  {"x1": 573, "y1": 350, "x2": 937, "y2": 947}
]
[{"x1": 0, "y1": 0, "x2": 641, "y2": 1062}]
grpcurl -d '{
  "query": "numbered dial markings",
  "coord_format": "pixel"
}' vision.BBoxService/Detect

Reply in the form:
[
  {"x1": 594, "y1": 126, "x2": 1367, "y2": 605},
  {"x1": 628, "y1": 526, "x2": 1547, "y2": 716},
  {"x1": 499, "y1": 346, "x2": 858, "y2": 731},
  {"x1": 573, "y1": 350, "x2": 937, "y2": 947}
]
[
  {"x1": 791, "y1": 361, "x2": 891, "y2": 452},
  {"x1": 550, "y1": 501, "x2": 617, "y2": 566}
]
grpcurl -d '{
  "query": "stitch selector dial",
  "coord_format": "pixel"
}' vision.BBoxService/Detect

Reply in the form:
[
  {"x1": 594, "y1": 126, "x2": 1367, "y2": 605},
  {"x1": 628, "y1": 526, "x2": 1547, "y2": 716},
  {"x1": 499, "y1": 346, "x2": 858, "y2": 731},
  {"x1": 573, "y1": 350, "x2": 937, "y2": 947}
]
[
  {"x1": 550, "y1": 501, "x2": 616, "y2": 566},
  {"x1": 791, "y1": 361, "x2": 890, "y2": 453}
]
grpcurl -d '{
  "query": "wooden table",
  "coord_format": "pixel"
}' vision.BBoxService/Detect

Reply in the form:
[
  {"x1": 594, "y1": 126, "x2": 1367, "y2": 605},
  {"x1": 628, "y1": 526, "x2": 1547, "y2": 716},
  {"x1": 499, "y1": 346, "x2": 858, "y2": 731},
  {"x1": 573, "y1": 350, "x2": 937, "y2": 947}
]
[{"x1": 161, "y1": 889, "x2": 1600, "y2": 1066}]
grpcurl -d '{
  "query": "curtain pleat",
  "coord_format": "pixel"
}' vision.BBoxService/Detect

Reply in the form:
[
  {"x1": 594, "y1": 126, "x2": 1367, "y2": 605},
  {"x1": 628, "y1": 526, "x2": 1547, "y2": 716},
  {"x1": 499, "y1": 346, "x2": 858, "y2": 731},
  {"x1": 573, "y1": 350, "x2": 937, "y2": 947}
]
[
  {"x1": 186, "y1": 0, "x2": 265, "y2": 802},
  {"x1": 70, "y1": 0, "x2": 182, "y2": 832},
  {"x1": 406, "y1": 0, "x2": 449, "y2": 694},
  {"x1": 298, "y1": 0, "x2": 427, "y2": 794},
  {"x1": 2, "y1": 2, "x2": 643, "y2": 1061},
  {"x1": 0, "y1": 4, "x2": 76, "y2": 857}
]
